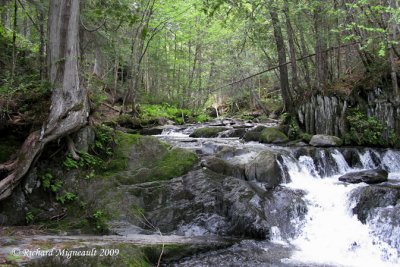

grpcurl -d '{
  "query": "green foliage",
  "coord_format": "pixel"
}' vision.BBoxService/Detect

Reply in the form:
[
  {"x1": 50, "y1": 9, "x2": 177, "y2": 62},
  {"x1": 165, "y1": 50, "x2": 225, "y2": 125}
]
[
  {"x1": 25, "y1": 211, "x2": 34, "y2": 224},
  {"x1": 40, "y1": 172, "x2": 62, "y2": 193},
  {"x1": 63, "y1": 156, "x2": 79, "y2": 169},
  {"x1": 288, "y1": 117, "x2": 300, "y2": 140},
  {"x1": 56, "y1": 192, "x2": 77, "y2": 205},
  {"x1": 63, "y1": 152, "x2": 103, "y2": 170},
  {"x1": 91, "y1": 210, "x2": 109, "y2": 233},
  {"x1": 346, "y1": 108, "x2": 398, "y2": 146},
  {"x1": 195, "y1": 113, "x2": 210, "y2": 123},
  {"x1": 140, "y1": 104, "x2": 191, "y2": 123}
]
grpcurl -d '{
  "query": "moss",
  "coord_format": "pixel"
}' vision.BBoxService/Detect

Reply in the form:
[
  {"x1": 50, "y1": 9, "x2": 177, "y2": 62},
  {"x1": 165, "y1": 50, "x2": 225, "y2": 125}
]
[
  {"x1": 145, "y1": 147, "x2": 198, "y2": 182},
  {"x1": 101, "y1": 132, "x2": 198, "y2": 184},
  {"x1": 104, "y1": 132, "x2": 141, "y2": 173},
  {"x1": 242, "y1": 132, "x2": 261, "y2": 142},
  {"x1": 259, "y1": 128, "x2": 289, "y2": 144},
  {"x1": 189, "y1": 127, "x2": 228, "y2": 138}
]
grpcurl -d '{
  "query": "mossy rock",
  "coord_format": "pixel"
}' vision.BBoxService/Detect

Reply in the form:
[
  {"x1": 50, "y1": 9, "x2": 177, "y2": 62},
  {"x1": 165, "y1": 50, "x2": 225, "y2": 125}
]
[
  {"x1": 242, "y1": 132, "x2": 261, "y2": 142},
  {"x1": 189, "y1": 127, "x2": 228, "y2": 138},
  {"x1": 116, "y1": 114, "x2": 142, "y2": 129},
  {"x1": 104, "y1": 132, "x2": 198, "y2": 184},
  {"x1": 259, "y1": 128, "x2": 289, "y2": 144}
]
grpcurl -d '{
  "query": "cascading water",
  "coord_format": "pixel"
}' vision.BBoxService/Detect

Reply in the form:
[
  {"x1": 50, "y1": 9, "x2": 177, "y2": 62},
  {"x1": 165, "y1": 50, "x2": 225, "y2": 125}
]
[
  {"x1": 158, "y1": 126, "x2": 400, "y2": 266},
  {"x1": 280, "y1": 150, "x2": 400, "y2": 267}
]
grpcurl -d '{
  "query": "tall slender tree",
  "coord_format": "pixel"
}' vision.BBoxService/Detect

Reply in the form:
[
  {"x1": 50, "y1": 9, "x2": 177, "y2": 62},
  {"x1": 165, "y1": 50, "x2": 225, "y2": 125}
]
[{"x1": 0, "y1": 0, "x2": 89, "y2": 201}]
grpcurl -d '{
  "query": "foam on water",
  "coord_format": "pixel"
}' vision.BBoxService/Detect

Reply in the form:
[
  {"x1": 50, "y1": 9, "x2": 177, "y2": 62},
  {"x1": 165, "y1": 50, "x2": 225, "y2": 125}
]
[{"x1": 282, "y1": 152, "x2": 399, "y2": 267}]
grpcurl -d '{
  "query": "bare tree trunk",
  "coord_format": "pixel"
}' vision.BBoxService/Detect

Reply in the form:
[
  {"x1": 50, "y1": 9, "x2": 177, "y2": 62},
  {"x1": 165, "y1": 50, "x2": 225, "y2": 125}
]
[
  {"x1": 389, "y1": 0, "x2": 399, "y2": 102},
  {"x1": 269, "y1": 1, "x2": 293, "y2": 112},
  {"x1": 283, "y1": 0, "x2": 300, "y2": 95},
  {"x1": 314, "y1": 4, "x2": 328, "y2": 91},
  {"x1": 297, "y1": 19, "x2": 312, "y2": 89},
  {"x1": 0, "y1": 0, "x2": 89, "y2": 201},
  {"x1": 11, "y1": 0, "x2": 17, "y2": 83},
  {"x1": 38, "y1": 6, "x2": 46, "y2": 81}
]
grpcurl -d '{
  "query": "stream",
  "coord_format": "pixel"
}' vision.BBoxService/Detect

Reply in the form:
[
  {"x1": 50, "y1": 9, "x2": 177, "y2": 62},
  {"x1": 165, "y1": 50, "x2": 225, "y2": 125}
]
[
  {"x1": 1, "y1": 121, "x2": 400, "y2": 266},
  {"x1": 158, "y1": 122, "x2": 400, "y2": 267}
]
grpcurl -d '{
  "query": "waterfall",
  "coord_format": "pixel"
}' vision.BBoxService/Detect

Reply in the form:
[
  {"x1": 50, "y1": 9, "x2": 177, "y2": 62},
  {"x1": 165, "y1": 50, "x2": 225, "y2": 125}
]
[{"x1": 281, "y1": 149, "x2": 399, "y2": 267}]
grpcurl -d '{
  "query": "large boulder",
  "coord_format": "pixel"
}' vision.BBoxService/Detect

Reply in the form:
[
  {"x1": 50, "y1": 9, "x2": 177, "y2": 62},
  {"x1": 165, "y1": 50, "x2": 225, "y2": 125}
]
[
  {"x1": 309, "y1": 134, "x2": 343, "y2": 147},
  {"x1": 350, "y1": 185, "x2": 400, "y2": 254},
  {"x1": 259, "y1": 128, "x2": 288, "y2": 144},
  {"x1": 96, "y1": 168, "x2": 306, "y2": 240},
  {"x1": 338, "y1": 169, "x2": 388, "y2": 184},
  {"x1": 244, "y1": 151, "x2": 286, "y2": 188},
  {"x1": 242, "y1": 131, "x2": 261, "y2": 142},
  {"x1": 350, "y1": 185, "x2": 400, "y2": 223},
  {"x1": 242, "y1": 126, "x2": 266, "y2": 142},
  {"x1": 219, "y1": 128, "x2": 247, "y2": 138},
  {"x1": 201, "y1": 156, "x2": 245, "y2": 180},
  {"x1": 189, "y1": 127, "x2": 228, "y2": 138}
]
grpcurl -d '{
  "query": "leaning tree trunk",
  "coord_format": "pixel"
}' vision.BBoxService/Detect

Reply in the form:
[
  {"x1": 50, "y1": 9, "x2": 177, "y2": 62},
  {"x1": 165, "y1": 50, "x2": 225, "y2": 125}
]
[{"x1": 0, "y1": 0, "x2": 89, "y2": 201}]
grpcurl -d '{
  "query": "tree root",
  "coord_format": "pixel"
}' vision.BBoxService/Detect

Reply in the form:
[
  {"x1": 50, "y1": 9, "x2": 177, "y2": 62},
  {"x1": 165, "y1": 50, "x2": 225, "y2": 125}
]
[
  {"x1": 66, "y1": 136, "x2": 80, "y2": 161},
  {"x1": 0, "y1": 160, "x2": 18, "y2": 172}
]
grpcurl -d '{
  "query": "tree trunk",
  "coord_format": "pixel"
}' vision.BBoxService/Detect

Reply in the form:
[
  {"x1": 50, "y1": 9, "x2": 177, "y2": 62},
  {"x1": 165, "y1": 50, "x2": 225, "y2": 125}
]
[
  {"x1": 314, "y1": 4, "x2": 328, "y2": 91},
  {"x1": 389, "y1": 0, "x2": 399, "y2": 102},
  {"x1": 269, "y1": 1, "x2": 293, "y2": 112},
  {"x1": 0, "y1": 0, "x2": 89, "y2": 201},
  {"x1": 283, "y1": 0, "x2": 300, "y2": 95},
  {"x1": 11, "y1": 0, "x2": 17, "y2": 83}
]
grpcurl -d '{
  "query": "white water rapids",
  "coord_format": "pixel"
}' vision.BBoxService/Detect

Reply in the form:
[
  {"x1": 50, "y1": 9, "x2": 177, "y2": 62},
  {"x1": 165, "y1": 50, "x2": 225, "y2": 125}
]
[
  {"x1": 159, "y1": 126, "x2": 400, "y2": 266},
  {"x1": 280, "y1": 149, "x2": 400, "y2": 267}
]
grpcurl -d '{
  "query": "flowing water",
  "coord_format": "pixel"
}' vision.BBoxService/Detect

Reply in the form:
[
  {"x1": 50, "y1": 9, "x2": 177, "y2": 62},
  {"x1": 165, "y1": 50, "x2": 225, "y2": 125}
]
[
  {"x1": 280, "y1": 150, "x2": 400, "y2": 267},
  {"x1": 160, "y1": 125, "x2": 400, "y2": 267}
]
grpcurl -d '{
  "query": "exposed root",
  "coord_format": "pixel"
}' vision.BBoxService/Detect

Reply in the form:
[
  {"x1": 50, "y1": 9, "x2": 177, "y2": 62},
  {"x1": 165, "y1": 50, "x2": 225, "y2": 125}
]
[
  {"x1": 0, "y1": 160, "x2": 18, "y2": 172},
  {"x1": 66, "y1": 136, "x2": 80, "y2": 161}
]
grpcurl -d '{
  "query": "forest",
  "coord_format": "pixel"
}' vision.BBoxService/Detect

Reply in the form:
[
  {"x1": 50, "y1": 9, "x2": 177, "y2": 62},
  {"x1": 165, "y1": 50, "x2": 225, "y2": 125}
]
[{"x1": 0, "y1": 0, "x2": 400, "y2": 266}]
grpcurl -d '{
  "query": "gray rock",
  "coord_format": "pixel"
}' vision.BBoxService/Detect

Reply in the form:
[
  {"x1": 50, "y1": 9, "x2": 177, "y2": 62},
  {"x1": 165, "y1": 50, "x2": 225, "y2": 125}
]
[
  {"x1": 219, "y1": 128, "x2": 247, "y2": 138},
  {"x1": 139, "y1": 127, "x2": 163, "y2": 135},
  {"x1": 105, "y1": 168, "x2": 305, "y2": 239},
  {"x1": 259, "y1": 128, "x2": 289, "y2": 144},
  {"x1": 201, "y1": 156, "x2": 245, "y2": 180},
  {"x1": 350, "y1": 185, "x2": 400, "y2": 223},
  {"x1": 309, "y1": 134, "x2": 343, "y2": 147},
  {"x1": 245, "y1": 151, "x2": 286, "y2": 188},
  {"x1": 338, "y1": 169, "x2": 388, "y2": 184},
  {"x1": 73, "y1": 126, "x2": 95, "y2": 152},
  {"x1": 243, "y1": 131, "x2": 261, "y2": 142},
  {"x1": 189, "y1": 127, "x2": 228, "y2": 138}
]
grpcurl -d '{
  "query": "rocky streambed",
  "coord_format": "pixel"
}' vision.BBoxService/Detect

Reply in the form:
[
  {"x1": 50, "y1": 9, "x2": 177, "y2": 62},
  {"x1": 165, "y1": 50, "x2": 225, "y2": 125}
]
[{"x1": 1, "y1": 120, "x2": 400, "y2": 266}]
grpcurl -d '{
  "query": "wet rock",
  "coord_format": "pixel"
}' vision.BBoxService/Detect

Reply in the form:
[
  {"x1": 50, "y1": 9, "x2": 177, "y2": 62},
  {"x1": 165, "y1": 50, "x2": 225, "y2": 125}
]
[
  {"x1": 259, "y1": 128, "x2": 288, "y2": 144},
  {"x1": 110, "y1": 168, "x2": 304, "y2": 240},
  {"x1": 367, "y1": 204, "x2": 400, "y2": 254},
  {"x1": 139, "y1": 127, "x2": 163, "y2": 135},
  {"x1": 244, "y1": 151, "x2": 285, "y2": 188},
  {"x1": 309, "y1": 134, "x2": 343, "y2": 147},
  {"x1": 219, "y1": 128, "x2": 247, "y2": 138},
  {"x1": 242, "y1": 125, "x2": 266, "y2": 142},
  {"x1": 242, "y1": 131, "x2": 261, "y2": 142},
  {"x1": 189, "y1": 127, "x2": 228, "y2": 138},
  {"x1": 201, "y1": 156, "x2": 245, "y2": 180},
  {"x1": 338, "y1": 169, "x2": 388, "y2": 184},
  {"x1": 169, "y1": 240, "x2": 282, "y2": 267},
  {"x1": 350, "y1": 185, "x2": 400, "y2": 223}
]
